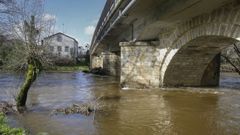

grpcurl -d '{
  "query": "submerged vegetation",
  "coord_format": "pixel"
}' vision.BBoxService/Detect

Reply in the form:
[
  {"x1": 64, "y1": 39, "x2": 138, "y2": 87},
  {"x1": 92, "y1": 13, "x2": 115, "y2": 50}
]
[
  {"x1": 0, "y1": 102, "x2": 16, "y2": 115},
  {"x1": 52, "y1": 100, "x2": 104, "y2": 116}
]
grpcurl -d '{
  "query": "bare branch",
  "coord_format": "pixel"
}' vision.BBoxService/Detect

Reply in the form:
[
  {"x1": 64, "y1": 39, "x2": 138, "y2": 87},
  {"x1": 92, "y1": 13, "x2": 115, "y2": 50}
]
[
  {"x1": 221, "y1": 54, "x2": 240, "y2": 75},
  {"x1": 233, "y1": 44, "x2": 240, "y2": 58}
]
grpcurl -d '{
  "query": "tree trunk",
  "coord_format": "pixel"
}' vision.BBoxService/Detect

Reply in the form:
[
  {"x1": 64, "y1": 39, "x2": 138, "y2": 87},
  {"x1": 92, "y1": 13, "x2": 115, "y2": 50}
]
[{"x1": 16, "y1": 63, "x2": 37, "y2": 109}]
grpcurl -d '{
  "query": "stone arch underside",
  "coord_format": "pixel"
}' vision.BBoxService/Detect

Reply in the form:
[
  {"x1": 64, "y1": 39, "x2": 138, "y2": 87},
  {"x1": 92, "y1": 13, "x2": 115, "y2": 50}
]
[
  {"x1": 160, "y1": 2, "x2": 240, "y2": 87},
  {"x1": 163, "y1": 36, "x2": 237, "y2": 87}
]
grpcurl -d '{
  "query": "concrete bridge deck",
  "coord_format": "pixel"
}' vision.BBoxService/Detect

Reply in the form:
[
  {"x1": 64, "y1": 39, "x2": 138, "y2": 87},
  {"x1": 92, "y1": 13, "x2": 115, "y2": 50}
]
[{"x1": 90, "y1": 0, "x2": 240, "y2": 88}]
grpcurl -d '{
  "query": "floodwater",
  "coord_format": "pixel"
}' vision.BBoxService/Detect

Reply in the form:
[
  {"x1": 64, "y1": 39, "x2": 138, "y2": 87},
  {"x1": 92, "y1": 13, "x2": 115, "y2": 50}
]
[{"x1": 0, "y1": 72, "x2": 240, "y2": 135}]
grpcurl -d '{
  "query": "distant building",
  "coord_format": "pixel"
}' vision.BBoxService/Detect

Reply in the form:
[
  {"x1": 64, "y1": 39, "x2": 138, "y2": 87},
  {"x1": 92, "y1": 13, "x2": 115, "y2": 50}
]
[{"x1": 43, "y1": 32, "x2": 78, "y2": 63}]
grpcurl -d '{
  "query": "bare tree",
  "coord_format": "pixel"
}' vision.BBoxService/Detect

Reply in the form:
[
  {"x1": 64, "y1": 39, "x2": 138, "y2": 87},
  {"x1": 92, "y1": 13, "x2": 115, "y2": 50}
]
[
  {"x1": 221, "y1": 44, "x2": 240, "y2": 75},
  {"x1": 1, "y1": 0, "x2": 55, "y2": 110}
]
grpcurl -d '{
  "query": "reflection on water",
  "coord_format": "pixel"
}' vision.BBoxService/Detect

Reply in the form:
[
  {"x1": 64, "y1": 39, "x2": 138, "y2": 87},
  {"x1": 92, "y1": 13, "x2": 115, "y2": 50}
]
[{"x1": 0, "y1": 72, "x2": 240, "y2": 135}]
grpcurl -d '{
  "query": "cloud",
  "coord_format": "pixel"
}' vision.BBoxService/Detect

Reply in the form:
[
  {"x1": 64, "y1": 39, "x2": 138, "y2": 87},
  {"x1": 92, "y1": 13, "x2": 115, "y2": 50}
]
[
  {"x1": 84, "y1": 25, "x2": 95, "y2": 36},
  {"x1": 43, "y1": 13, "x2": 56, "y2": 22}
]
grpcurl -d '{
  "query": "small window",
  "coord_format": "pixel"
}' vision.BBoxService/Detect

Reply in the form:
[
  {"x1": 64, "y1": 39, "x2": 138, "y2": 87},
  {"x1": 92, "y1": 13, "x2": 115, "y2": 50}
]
[
  {"x1": 65, "y1": 46, "x2": 69, "y2": 52},
  {"x1": 57, "y1": 46, "x2": 62, "y2": 52},
  {"x1": 57, "y1": 35, "x2": 62, "y2": 42},
  {"x1": 49, "y1": 46, "x2": 54, "y2": 51}
]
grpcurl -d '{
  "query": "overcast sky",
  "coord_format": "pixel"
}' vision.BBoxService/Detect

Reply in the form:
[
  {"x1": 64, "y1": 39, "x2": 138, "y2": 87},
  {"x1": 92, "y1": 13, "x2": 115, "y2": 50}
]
[{"x1": 45, "y1": 0, "x2": 106, "y2": 47}]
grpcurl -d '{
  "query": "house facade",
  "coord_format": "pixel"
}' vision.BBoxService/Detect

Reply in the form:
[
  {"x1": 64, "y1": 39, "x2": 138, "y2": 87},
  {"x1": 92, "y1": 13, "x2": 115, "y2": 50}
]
[{"x1": 44, "y1": 33, "x2": 78, "y2": 63}]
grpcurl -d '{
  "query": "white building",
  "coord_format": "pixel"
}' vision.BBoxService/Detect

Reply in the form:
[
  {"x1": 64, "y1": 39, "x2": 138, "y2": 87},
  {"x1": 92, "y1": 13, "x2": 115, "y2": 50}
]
[{"x1": 44, "y1": 32, "x2": 78, "y2": 62}]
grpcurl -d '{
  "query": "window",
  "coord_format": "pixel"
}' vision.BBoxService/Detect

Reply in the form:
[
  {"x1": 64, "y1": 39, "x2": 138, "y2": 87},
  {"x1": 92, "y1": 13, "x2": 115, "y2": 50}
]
[
  {"x1": 57, "y1": 46, "x2": 62, "y2": 52},
  {"x1": 65, "y1": 46, "x2": 69, "y2": 52},
  {"x1": 57, "y1": 35, "x2": 62, "y2": 42},
  {"x1": 49, "y1": 46, "x2": 54, "y2": 52}
]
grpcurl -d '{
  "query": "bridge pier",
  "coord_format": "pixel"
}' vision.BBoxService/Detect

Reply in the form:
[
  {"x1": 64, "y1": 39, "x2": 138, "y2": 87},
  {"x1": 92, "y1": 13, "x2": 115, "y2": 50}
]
[
  {"x1": 120, "y1": 40, "x2": 224, "y2": 89},
  {"x1": 91, "y1": 52, "x2": 120, "y2": 76},
  {"x1": 120, "y1": 42, "x2": 162, "y2": 88},
  {"x1": 102, "y1": 52, "x2": 120, "y2": 76},
  {"x1": 91, "y1": 54, "x2": 103, "y2": 69}
]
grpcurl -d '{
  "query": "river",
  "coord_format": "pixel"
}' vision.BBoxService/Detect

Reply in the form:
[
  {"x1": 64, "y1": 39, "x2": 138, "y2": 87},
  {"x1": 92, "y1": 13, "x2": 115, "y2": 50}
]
[{"x1": 0, "y1": 72, "x2": 240, "y2": 135}]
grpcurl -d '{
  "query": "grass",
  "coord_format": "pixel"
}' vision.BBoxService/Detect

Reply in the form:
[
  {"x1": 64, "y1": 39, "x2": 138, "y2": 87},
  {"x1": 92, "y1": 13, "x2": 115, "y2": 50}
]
[
  {"x1": 0, "y1": 113, "x2": 27, "y2": 135},
  {"x1": 0, "y1": 65, "x2": 90, "y2": 73},
  {"x1": 46, "y1": 64, "x2": 89, "y2": 73}
]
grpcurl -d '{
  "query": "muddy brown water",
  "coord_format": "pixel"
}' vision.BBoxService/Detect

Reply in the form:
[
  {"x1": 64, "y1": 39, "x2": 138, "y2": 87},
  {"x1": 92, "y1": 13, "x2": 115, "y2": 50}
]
[{"x1": 0, "y1": 72, "x2": 240, "y2": 135}]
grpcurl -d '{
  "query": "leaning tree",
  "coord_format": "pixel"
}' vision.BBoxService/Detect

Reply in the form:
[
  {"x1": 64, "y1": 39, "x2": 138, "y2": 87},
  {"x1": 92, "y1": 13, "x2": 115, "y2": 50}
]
[
  {"x1": 16, "y1": 15, "x2": 43, "y2": 108},
  {"x1": 1, "y1": 0, "x2": 55, "y2": 110}
]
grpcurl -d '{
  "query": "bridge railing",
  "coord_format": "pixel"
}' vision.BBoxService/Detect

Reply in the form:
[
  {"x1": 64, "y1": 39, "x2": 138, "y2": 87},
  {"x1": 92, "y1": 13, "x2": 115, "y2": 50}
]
[{"x1": 90, "y1": 0, "x2": 133, "y2": 54}]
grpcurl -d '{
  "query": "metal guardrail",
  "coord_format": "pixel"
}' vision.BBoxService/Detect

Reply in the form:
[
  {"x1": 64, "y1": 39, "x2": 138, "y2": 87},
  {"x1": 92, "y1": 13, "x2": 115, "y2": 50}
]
[{"x1": 90, "y1": 0, "x2": 134, "y2": 54}]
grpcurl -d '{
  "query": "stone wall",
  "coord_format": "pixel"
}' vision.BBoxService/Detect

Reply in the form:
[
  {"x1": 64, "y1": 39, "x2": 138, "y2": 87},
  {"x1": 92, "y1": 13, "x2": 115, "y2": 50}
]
[
  {"x1": 91, "y1": 55, "x2": 103, "y2": 69},
  {"x1": 120, "y1": 42, "x2": 162, "y2": 88}
]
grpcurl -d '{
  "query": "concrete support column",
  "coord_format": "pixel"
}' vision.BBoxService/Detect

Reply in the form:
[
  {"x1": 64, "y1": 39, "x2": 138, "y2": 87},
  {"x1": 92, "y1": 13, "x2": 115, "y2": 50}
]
[
  {"x1": 102, "y1": 52, "x2": 120, "y2": 76},
  {"x1": 120, "y1": 42, "x2": 161, "y2": 89}
]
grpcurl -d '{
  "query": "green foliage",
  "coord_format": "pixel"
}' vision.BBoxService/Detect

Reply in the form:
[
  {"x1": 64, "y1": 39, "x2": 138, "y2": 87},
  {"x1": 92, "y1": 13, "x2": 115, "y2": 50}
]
[
  {"x1": 0, "y1": 113, "x2": 26, "y2": 135},
  {"x1": 47, "y1": 65, "x2": 89, "y2": 72}
]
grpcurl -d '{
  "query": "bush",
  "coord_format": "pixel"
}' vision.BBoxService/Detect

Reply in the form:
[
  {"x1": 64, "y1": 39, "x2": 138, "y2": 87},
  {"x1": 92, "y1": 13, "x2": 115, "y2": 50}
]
[{"x1": 0, "y1": 113, "x2": 26, "y2": 135}]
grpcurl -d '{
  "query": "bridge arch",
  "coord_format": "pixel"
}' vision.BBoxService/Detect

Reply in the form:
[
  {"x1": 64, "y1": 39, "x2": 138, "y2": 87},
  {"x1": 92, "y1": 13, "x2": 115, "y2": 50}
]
[
  {"x1": 163, "y1": 36, "x2": 238, "y2": 86},
  {"x1": 161, "y1": 4, "x2": 240, "y2": 86}
]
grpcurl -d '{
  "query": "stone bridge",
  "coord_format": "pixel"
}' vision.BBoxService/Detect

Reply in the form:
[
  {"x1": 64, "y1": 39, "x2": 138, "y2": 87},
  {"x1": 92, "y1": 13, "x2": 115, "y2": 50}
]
[{"x1": 90, "y1": 0, "x2": 240, "y2": 88}]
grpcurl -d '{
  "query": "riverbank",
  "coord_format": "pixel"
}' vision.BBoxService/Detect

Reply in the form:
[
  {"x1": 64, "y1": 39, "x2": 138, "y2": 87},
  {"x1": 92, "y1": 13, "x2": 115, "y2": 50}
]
[
  {"x1": 221, "y1": 64, "x2": 239, "y2": 73},
  {"x1": 0, "y1": 66, "x2": 90, "y2": 73},
  {"x1": 46, "y1": 65, "x2": 89, "y2": 73}
]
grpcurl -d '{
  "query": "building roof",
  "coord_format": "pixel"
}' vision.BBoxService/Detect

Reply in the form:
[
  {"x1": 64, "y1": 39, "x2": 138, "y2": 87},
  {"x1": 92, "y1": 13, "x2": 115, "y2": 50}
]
[{"x1": 44, "y1": 32, "x2": 78, "y2": 44}]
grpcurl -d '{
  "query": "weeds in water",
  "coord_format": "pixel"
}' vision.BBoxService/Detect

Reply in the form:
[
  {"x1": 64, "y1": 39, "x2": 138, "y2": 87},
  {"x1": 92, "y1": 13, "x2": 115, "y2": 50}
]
[
  {"x1": 0, "y1": 102, "x2": 17, "y2": 115},
  {"x1": 52, "y1": 98, "x2": 104, "y2": 116}
]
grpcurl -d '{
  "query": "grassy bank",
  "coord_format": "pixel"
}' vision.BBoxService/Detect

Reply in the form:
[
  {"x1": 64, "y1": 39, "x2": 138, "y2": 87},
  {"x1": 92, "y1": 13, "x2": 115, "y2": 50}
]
[
  {"x1": 0, "y1": 113, "x2": 26, "y2": 135},
  {"x1": 0, "y1": 65, "x2": 90, "y2": 73},
  {"x1": 46, "y1": 65, "x2": 89, "y2": 72}
]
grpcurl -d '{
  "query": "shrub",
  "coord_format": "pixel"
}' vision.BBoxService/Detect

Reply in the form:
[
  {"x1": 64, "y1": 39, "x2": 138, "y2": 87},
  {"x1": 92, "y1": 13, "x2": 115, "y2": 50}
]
[{"x1": 0, "y1": 113, "x2": 27, "y2": 135}]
